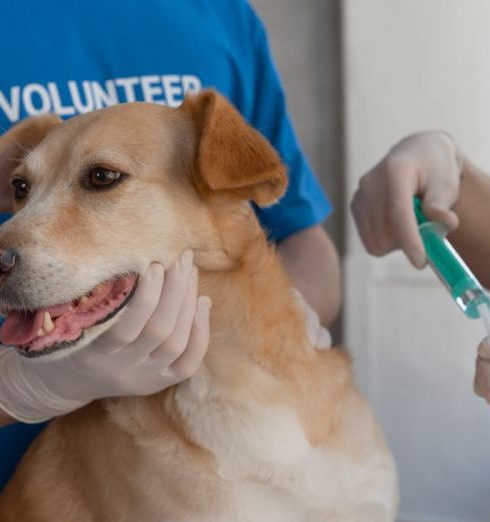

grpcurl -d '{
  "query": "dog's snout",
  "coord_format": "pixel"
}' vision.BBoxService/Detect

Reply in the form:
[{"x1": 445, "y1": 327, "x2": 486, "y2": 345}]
[{"x1": 0, "y1": 248, "x2": 18, "y2": 276}]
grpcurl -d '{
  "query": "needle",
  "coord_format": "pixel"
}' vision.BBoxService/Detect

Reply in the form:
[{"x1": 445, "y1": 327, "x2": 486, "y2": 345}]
[{"x1": 477, "y1": 302, "x2": 490, "y2": 336}]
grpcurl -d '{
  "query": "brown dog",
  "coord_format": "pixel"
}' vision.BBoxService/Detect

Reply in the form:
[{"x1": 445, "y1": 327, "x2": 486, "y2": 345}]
[{"x1": 0, "y1": 91, "x2": 397, "y2": 521}]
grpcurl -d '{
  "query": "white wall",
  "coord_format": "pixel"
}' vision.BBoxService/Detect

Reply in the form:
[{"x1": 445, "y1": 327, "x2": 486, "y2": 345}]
[{"x1": 343, "y1": 1, "x2": 490, "y2": 521}]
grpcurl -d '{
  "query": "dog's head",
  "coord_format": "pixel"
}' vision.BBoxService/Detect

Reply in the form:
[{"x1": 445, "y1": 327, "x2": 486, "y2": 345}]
[{"x1": 0, "y1": 90, "x2": 287, "y2": 358}]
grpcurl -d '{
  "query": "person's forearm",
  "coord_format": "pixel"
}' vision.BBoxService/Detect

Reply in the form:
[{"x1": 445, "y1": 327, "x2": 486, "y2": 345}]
[
  {"x1": 277, "y1": 225, "x2": 341, "y2": 327},
  {"x1": 0, "y1": 408, "x2": 15, "y2": 427},
  {"x1": 449, "y1": 158, "x2": 490, "y2": 288}
]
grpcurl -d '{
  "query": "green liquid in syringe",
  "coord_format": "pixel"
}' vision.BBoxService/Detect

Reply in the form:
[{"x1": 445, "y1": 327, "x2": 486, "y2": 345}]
[{"x1": 414, "y1": 198, "x2": 490, "y2": 319}]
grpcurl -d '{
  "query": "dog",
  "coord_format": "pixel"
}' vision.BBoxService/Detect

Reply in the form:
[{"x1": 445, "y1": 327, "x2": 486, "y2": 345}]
[{"x1": 0, "y1": 90, "x2": 398, "y2": 521}]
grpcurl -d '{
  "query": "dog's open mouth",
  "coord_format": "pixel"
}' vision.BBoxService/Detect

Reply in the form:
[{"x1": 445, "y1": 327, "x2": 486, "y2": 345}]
[{"x1": 0, "y1": 274, "x2": 137, "y2": 357}]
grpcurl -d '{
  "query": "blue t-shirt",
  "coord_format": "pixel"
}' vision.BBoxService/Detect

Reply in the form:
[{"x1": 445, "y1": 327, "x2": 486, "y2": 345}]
[{"x1": 0, "y1": 0, "x2": 332, "y2": 489}]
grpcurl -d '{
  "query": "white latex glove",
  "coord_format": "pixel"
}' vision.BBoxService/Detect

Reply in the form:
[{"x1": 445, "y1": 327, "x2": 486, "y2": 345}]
[
  {"x1": 351, "y1": 131, "x2": 462, "y2": 268},
  {"x1": 291, "y1": 288, "x2": 332, "y2": 350},
  {"x1": 0, "y1": 251, "x2": 211, "y2": 423},
  {"x1": 474, "y1": 337, "x2": 490, "y2": 404}
]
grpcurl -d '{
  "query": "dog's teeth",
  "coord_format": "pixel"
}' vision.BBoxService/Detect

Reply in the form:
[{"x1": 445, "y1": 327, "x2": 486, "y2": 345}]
[
  {"x1": 36, "y1": 328, "x2": 45, "y2": 338},
  {"x1": 80, "y1": 296, "x2": 89, "y2": 304},
  {"x1": 43, "y1": 312, "x2": 55, "y2": 333}
]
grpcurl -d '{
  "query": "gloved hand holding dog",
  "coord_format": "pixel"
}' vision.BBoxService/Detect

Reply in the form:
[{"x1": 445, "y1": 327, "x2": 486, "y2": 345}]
[
  {"x1": 0, "y1": 245, "x2": 331, "y2": 424},
  {"x1": 0, "y1": 251, "x2": 212, "y2": 423},
  {"x1": 291, "y1": 288, "x2": 332, "y2": 350}
]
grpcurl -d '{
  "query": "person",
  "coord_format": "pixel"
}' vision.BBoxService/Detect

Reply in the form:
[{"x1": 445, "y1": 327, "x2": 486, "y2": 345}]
[
  {"x1": 0, "y1": 1, "x2": 340, "y2": 490},
  {"x1": 351, "y1": 130, "x2": 490, "y2": 403}
]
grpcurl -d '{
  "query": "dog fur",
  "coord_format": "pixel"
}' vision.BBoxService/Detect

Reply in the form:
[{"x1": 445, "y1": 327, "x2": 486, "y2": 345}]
[{"x1": 0, "y1": 90, "x2": 398, "y2": 521}]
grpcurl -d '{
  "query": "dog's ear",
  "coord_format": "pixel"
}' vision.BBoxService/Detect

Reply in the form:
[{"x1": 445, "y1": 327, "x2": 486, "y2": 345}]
[
  {"x1": 181, "y1": 90, "x2": 287, "y2": 207},
  {"x1": 0, "y1": 115, "x2": 62, "y2": 212}
]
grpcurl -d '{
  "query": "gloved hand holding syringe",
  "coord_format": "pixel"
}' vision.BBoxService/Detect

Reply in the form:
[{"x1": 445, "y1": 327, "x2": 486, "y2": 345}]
[{"x1": 414, "y1": 197, "x2": 490, "y2": 336}]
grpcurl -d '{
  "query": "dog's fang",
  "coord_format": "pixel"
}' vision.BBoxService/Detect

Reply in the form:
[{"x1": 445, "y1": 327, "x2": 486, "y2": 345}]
[{"x1": 43, "y1": 312, "x2": 55, "y2": 333}]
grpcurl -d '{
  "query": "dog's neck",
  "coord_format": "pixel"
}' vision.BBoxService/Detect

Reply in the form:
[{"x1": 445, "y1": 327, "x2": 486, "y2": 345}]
[
  {"x1": 105, "y1": 203, "x2": 337, "y2": 446},
  {"x1": 194, "y1": 210, "x2": 312, "y2": 391},
  {"x1": 168, "y1": 226, "x2": 340, "y2": 448},
  {"x1": 202, "y1": 248, "x2": 305, "y2": 348}
]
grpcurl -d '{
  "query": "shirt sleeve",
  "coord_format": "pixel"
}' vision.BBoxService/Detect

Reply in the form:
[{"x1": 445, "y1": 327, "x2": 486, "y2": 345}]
[{"x1": 243, "y1": 10, "x2": 333, "y2": 242}]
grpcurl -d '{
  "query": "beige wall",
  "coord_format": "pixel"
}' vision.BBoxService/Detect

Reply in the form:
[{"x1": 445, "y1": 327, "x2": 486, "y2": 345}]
[{"x1": 250, "y1": 0, "x2": 344, "y2": 251}]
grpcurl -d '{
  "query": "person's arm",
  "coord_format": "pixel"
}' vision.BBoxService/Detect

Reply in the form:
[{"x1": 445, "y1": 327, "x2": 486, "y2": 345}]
[
  {"x1": 278, "y1": 225, "x2": 341, "y2": 327},
  {"x1": 0, "y1": 409, "x2": 13, "y2": 427},
  {"x1": 449, "y1": 158, "x2": 490, "y2": 288},
  {"x1": 450, "y1": 160, "x2": 490, "y2": 403}
]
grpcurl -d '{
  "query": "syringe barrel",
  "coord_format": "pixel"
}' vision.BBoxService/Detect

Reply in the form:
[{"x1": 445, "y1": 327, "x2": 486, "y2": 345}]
[{"x1": 418, "y1": 221, "x2": 486, "y2": 318}]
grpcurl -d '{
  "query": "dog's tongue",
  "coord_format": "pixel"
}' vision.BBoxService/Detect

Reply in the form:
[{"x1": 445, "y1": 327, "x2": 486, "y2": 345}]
[
  {"x1": 0, "y1": 276, "x2": 136, "y2": 351},
  {"x1": 0, "y1": 303, "x2": 72, "y2": 346}
]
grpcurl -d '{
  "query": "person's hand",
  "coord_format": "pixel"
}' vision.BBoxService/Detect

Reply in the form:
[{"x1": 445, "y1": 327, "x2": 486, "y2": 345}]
[
  {"x1": 474, "y1": 337, "x2": 490, "y2": 403},
  {"x1": 351, "y1": 131, "x2": 462, "y2": 268},
  {"x1": 291, "y1": 288, "x2": 332, "y2": 349},
  {"x1": 0, "y1": 251, "x2": 212, "y2": 423}
]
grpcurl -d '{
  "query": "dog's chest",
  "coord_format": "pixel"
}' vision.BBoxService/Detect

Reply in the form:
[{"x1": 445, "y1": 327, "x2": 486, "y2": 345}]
[{"x1": 173, "y1": 370, "x2": 395, "y2": 521}]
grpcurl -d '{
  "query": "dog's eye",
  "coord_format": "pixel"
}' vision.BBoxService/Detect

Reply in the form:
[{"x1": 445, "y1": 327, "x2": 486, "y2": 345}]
[
  {"x1": 11, "y1": 178, "x2": 30, "y2": 201},
  {"x1": 85, "y1": 168, "x2": 122, "y2": 189}
]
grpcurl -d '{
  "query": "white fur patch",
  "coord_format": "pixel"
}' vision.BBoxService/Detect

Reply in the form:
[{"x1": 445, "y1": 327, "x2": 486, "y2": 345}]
[{"x1": 174, "y1": 367, "x2": 397, "y2": 521}]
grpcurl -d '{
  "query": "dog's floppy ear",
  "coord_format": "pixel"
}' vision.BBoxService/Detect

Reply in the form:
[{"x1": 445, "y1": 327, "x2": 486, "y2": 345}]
[
  {"x1": 181, "y1": 90, "x2": 287, "y2": 207},
  {"x1": 0, "y1": 115, "x2": 62, "y2": 212}
]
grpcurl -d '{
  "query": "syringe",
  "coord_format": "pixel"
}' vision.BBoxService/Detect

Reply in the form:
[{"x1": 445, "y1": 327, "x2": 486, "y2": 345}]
[{"x1": 414, "y1": 197, "x2": 490, "y2": 336}]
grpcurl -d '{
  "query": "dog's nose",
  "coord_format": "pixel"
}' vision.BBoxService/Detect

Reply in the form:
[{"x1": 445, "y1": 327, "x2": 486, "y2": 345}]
[{"x1": 0, "y1": 248, "x2": 17, "y2": 276}]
